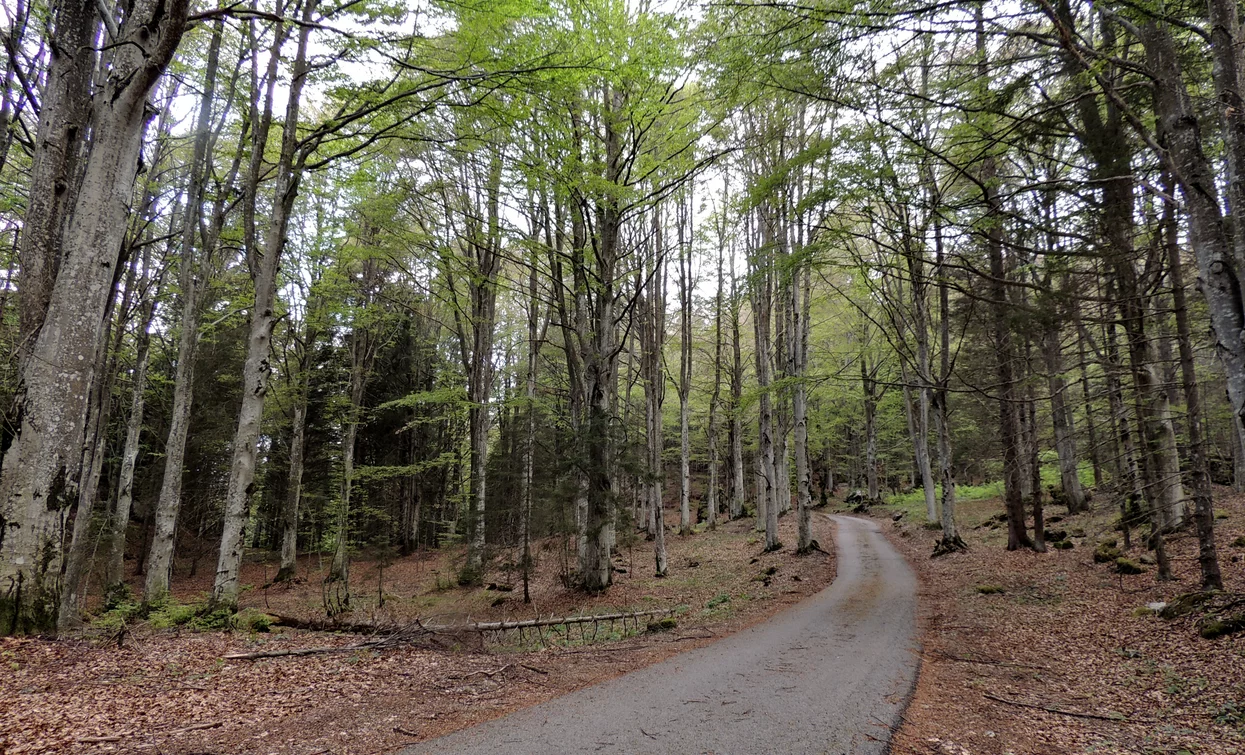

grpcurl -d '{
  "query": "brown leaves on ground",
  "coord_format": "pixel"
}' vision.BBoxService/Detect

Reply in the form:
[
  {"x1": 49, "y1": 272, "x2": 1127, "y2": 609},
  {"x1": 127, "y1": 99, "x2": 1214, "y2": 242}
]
[
  {"x1": 883, "y1": 492, "x2": 1245, "y2": 755},
  {"x1": 0, "y1": 512, "x2": 834, "y2": 754}
]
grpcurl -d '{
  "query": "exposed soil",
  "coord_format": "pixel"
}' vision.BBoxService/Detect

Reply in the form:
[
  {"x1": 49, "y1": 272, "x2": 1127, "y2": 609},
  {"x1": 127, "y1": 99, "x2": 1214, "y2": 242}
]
[
  {"x1": 877, "y1": 490, "x2": 1245, "y2": 755},
  {"x1": 0, "y1": 512, "x2": 835, "y2": 754}
]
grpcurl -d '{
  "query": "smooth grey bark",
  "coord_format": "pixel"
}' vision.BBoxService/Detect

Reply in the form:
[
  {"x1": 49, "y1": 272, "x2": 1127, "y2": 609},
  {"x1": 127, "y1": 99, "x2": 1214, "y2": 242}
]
[
  {"x1": 862, "y1": 356, "x2": 879, "y2": 502},
  {"x1": 1103, "y1": 292, "x2": 1144, "y2": 550},
  {"x1": 930, "y1": 214, "x2": 963, "y2": 553},
  {"x1": 144, "y1": 21, "x2": 228, "y2": 604},
  {"x1": 327, "y1": 317, "x2": 375, "y2": 607},
  {"x1": 793, "y1": 263, "x2": 813, "y2": 553},
  {"x1": 728, "y1": 249, "x2": 746, "y2": 520},
  {"x1": 707, "y1": 234, "x2": 724, "y2": 529},
  {"x1": 1162, "y1": 185, "x2": 1222, "y2": 589},
  {"x1": 676, "y1": 194, "x2": 693, "y2": 535},
  {"x1": 903, "y1": 225, "x2": 938, "y2": 524},
  {"x1": 211, "y1": 2, "x2": 317, "y2": 610},
  {"x1": 641, "y1": 214, "x2": 668, "y2": 576},
  {"x1": 455, "y1": 150, "x2": 503, "y2": 586},
  {"x1": 105, "y1": 292, "x2": 157, "y2": 593},
  {"x1": 275, "y1": 400, "x2": 307, "y2": 583},
  {"x1": 1043, "y1": 299, "x2": 1086, "y2": 513},
  {"x1": 0, "y1": 0, "x2": 190, "y2": 633},
  {"x1": 751, "y1": 210, "x2": 779, "y2": 551},
  {"x1": 520, "y1": 235, "x2": 543, "y2": 603}
]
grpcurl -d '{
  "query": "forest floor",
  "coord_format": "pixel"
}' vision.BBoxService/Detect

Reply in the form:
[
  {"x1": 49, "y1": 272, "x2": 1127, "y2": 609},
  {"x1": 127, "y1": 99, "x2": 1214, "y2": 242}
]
[
  {"x1": 873, "y1": 488, "x2": 1245, "y2": 755},
  {"x1": 0, "y1": 512, "x2": 835, "y2": 754}
]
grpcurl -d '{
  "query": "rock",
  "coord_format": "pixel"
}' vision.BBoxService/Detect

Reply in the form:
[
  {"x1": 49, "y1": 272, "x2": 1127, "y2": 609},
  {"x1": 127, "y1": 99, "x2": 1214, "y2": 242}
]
[
  {"x1": 1138, "y1": 554, "x2": 1156, "y2": 566},
  {"x1": 1200, "y1": 614, "x2": 1245, "y2": 640},
  {"x1": 646, "y1": 617, "x2": 678, "y2": 633},
  {"x1": 1093, "y1": 544, "x2": 1122, "y2": 563},
  {"x1": 1045, "y1": 529, "x2": 1067, "y2": 542},
  {"x1": 1114, "y1": 557, "x2": 1145, "y2": 575},
  {"x1": 1159, "y1": 592, "x2": 1216, "y2": 620},
  {"x1": 1051, "y1": 540, "x2": 1074, "y2": 550}
]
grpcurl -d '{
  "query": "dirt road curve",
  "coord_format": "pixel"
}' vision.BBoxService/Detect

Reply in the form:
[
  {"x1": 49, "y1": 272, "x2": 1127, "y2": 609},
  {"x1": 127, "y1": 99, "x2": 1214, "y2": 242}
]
[{"x1": 406, "y1": 515, "x2": 919, "y2": 755}]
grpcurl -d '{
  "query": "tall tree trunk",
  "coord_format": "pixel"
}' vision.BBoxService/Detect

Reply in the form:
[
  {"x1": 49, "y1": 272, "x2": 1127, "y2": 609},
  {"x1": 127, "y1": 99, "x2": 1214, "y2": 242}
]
[
  {"x1": 1074, "y1": 303, "x2": 1104, "y2": 488},
  {"x1": 144, "y1": 20, "x2": 228, "y2": 605},
  {"x1": 708, "y1": 239, "x2": 725, "y2": 529},
  {"x1": 862, "y1": 357, "x2": 879, "y2": 501},
  {"x1": 793, "y1": 263, "x2": 813, "y2": 553},
  {"x1": 13, "y1": 0, "x2": 95, "y2": 365},
  {"x1": 105, "y1": 292, "x2": 157, "y2": 594},
  {"x1": 729, "y1": 250, "x2": 746, "y2": 520},
  {"x1": 0, "y1": 0, "x2": 190, "y2": 632},
  {"x1": 520, "y1": 242, "x2": 541, "y2": 602},
  {"x1": 458, "y1": 151, "x2": 503, "y2": 586},
  {"x1": 677, "y1": 193, "x2": 693, "y2": 534},
  {"x1": 1043, "y1": 303, "x2": 1086, "y2": 513},
  {"x1": 211, "y1": 2, "x2": 317, "y2": 611},
  {"x1": 1104, "y1": 294, "x2": 1142, "y2": 550},
  {"x1": 1162, "y1": 183, "x2": 1221, "y2": 589},
  {"x1": 58, "y1": 265, "x2": 126, "y2": 629},
  {"x1": 752, "y1": 211, "x2": 779, "y2": 551},
  {"x1": 931, "y1": 215, "x2": 964, "y2": 553},
  {"x1": 326, "y1": 343, "x2": 369, "y2": 609},
  {"x1": 275, "y1": 401, "x2": 307, "y2": 583},
  {"x1": 642, "y1": 220, "x2": 668, "y2": 575}
]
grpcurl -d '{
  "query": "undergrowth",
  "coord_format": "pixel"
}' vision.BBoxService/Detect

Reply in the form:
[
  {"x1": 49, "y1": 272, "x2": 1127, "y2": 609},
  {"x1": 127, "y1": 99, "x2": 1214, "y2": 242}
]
[{"x1": 93, "y1": 595, "x2": 273, "y2": 633}]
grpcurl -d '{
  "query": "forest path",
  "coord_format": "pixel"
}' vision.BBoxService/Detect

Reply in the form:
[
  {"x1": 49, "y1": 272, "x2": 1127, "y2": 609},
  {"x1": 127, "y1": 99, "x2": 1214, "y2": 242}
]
[{"x1": 405, "y1": 515, "x2": 919, "y2": 755}]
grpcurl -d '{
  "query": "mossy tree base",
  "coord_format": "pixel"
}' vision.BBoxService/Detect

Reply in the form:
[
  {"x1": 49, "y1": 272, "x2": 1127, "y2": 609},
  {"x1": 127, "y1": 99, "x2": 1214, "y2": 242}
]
[{"x1": 932, "y1": 534, "x2": 968, "y2": 558}]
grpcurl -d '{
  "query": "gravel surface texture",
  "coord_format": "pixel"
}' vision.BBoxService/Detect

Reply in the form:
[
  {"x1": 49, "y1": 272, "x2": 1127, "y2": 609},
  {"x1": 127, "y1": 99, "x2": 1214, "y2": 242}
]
[{"x1": 406, "y1": 514, "x2": 919, "y2": 755}]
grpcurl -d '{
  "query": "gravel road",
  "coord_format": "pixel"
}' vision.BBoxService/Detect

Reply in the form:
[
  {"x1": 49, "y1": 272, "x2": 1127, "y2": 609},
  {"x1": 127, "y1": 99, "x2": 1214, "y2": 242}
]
[{"x1": 406, "y1": 515, "x2": 919, "y2": 755}]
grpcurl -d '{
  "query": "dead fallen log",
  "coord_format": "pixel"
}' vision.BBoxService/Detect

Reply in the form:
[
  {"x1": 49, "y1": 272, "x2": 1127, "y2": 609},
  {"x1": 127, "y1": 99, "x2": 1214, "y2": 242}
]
[
  {"x1": 268, "y1": 614, "x2": 400, "y2": 634},
  {"x1": 224, "y1": 609, "x2": 677, "y2": 660},
  {"x1": 466, "y1": 608, "x2": 674, "y2": 632}
]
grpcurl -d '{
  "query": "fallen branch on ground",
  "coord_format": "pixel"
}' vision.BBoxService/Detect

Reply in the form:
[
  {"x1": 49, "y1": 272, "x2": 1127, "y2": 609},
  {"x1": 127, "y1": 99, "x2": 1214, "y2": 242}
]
[
  {"x1": 224, "y1": 609, "x2": 677, "y2": 660},
  {"x1": 76, "y1": 721, "x2": 222, "y2": 744},
  {"x1": 982, "y1": 693, "x2": 1145, "y2": 723}
]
